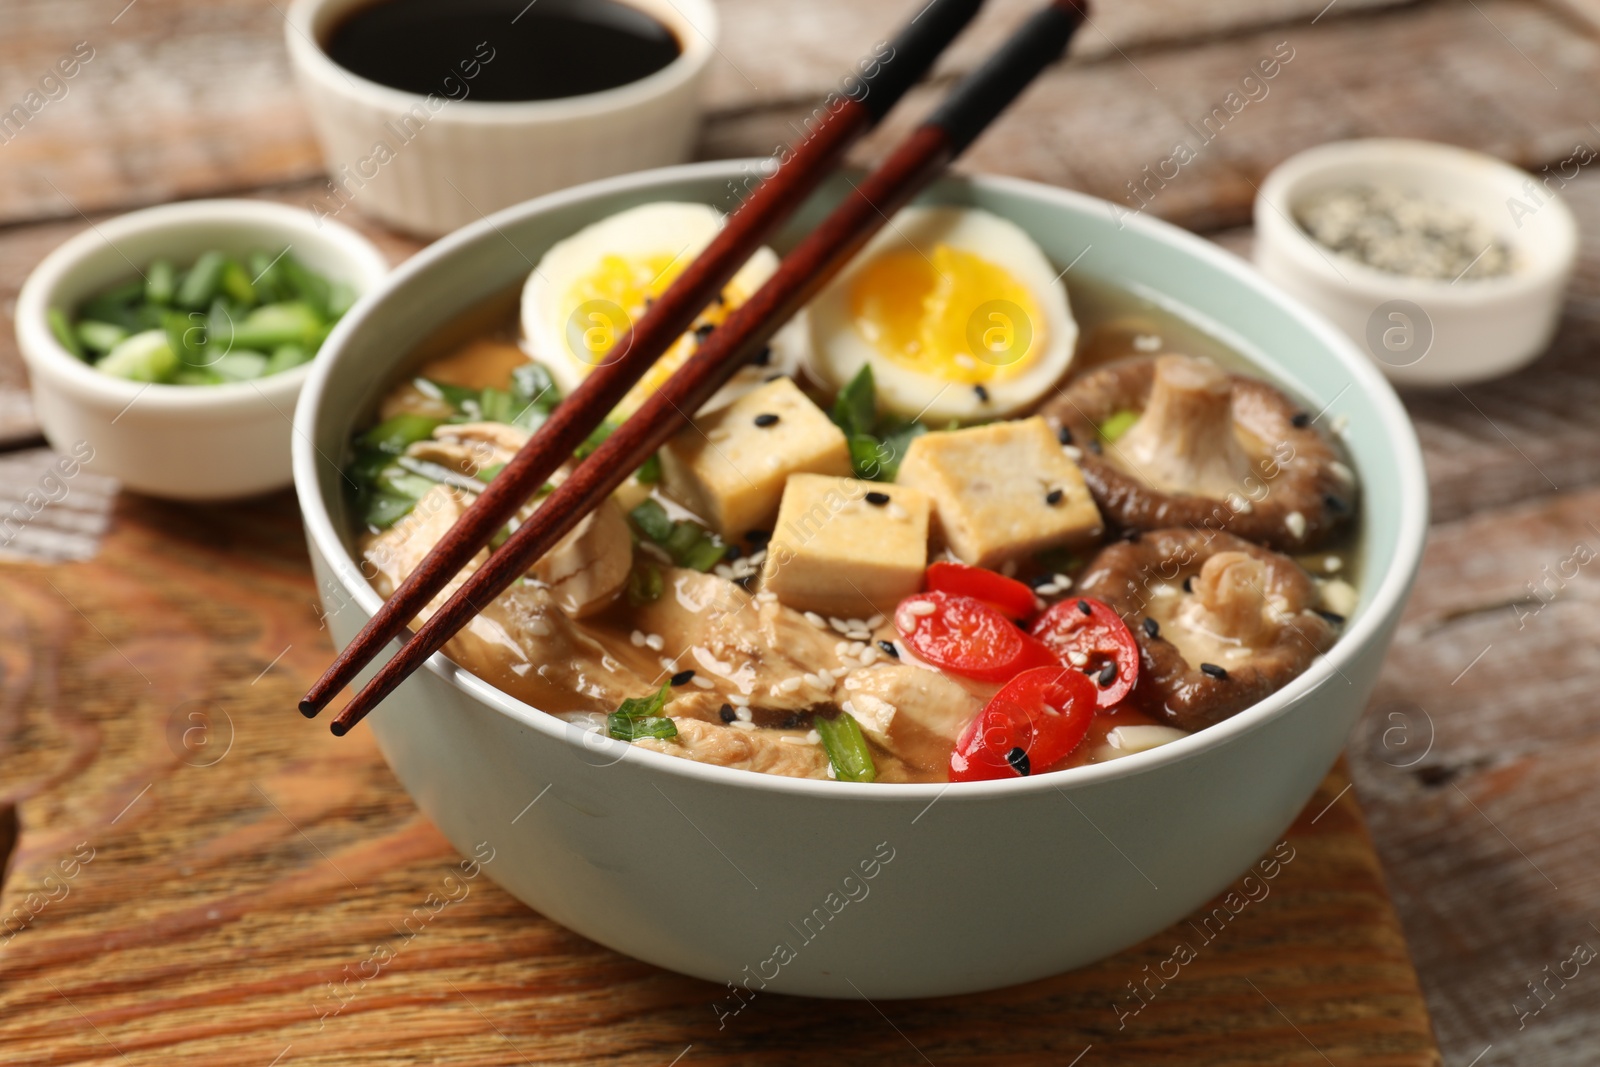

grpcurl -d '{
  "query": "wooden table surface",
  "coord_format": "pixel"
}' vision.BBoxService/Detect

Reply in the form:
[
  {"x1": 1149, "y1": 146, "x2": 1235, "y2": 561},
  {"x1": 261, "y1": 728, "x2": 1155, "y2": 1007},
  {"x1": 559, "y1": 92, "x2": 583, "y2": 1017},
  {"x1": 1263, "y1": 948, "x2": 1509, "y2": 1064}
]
[{"x1": 3, "y1": 1, "x2": 1600, "y2": 1064}]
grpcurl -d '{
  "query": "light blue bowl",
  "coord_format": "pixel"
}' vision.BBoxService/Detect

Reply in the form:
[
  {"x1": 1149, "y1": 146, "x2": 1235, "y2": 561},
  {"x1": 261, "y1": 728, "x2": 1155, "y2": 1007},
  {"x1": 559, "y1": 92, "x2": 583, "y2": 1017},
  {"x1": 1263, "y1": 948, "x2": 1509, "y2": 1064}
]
[{"x1": 294, "y1": 162, "x2": 1428, "y2": 999}]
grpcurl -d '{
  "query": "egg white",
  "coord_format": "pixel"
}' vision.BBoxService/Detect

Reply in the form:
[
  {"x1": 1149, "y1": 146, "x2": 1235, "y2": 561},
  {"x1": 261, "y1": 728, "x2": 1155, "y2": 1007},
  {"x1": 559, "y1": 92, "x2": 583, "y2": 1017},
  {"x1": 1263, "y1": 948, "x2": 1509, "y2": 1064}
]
[
  {"x1": 805, "y1": 206, "x2": 1078, "y2": 423},
  {"x1": 520, "y1": 202, "x2": 805, "y2": 415}
]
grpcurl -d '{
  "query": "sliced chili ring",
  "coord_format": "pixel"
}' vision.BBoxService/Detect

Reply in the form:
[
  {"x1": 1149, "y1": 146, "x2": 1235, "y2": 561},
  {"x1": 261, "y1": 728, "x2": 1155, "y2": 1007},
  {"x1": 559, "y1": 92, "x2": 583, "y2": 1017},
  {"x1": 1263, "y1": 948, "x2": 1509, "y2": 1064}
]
[
  {"x1": 895, "y1": 590, "x2": 1054, "y2": 683},
  {"x1": 1030, "y1": 597, "x2": 1140, "y2": 708},
  {"x1": 949, "y1": 666, "x2": 1099, "y2": 782},
  {"x1": 924, "y1": 560, "x2": 1039, "y2": 620}
]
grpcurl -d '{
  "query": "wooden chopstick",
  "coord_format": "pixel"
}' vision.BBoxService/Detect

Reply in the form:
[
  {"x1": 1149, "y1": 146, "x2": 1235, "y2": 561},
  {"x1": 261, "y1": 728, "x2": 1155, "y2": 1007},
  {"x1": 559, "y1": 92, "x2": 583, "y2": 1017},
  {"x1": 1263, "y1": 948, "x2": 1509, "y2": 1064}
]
[
  {"x1": 300, "y1": 0, "x2": 988, "y2": 719},
  {"x1": 328, "y1": 0, "x2": 1088, "y2": 736}
]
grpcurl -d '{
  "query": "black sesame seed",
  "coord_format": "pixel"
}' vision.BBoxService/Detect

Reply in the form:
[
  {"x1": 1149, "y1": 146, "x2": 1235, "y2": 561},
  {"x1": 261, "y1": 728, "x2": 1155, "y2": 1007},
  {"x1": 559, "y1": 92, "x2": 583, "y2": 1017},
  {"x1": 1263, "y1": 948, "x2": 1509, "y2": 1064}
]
[
  {"x1": 1087, "y1": 439, "x2": 1103, "y2": 455},
  {"x1": 974, "y1": 384, "x2": 990, "y2": 403},
  {"x1": 719, "y1": 704, "x2": 736, "y2": 723},
  {"x1": 1324, "y1": 494, "x2": 1346, "y2": 513},
  {"x1": 752, "y1": 345, "x2": 772, "y2": 366},
  {"x1": 1122, "y1": 528, "x2": 1141, "y2": 543},
  {"x1": 878, "y1": 639, "x2": 900, "y2": 658},
  {"x1": 1291, "y1": 412, "x2": 1311, "y2": 429},
  {"x1": 694, "y1": 323, "x2": 716, "y2": 340},
  {"x1": 1077, "y1": 599, "x2": 1093, "y2": 616},
  {"x1": 1142, "y1": 617, "x2": 1160, "y2": 639},
  {"x1": 1315, "y1": 609, "x2": 1346, "y2": 626},
  {"x1": 1199, "y1": 663, "x2": 1228, "y2": 680},
  {"x1": 1057, "y1": 425, "x2": 1074, "y2": 445},
  {"x1": 866, "y1": 491, "x2": 890, "y2": 506},
  {"x1": 746, "y1": 529, "x2": 772, "y2": 546},
  {"x1": 1005, "y1": 746, "x2": 1031, "y2": 777},
  {"x1": 1097, "y1": 662, "x2": 1117, "y2": 688},
  {"x1": 1183, "y1": 576, "x2": 1194, "y2": 593},
  {"x1": 671, "y1": 669, "x2": 696, "y2": 687},
  {"x1": 753, "y1": 412, "x2": 780, "y2": 428},
  {"x1": 1046, "y1": 488, "x2": 1065, "y2": 506}
]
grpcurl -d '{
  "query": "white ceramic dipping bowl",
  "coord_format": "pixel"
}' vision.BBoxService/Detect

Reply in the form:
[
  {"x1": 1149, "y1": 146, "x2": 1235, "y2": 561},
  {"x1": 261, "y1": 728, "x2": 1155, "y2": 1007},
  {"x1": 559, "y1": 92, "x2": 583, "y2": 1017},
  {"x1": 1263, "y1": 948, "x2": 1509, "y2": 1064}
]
[
  {"x1": 295, "y1": 162, "x2": 1429, "y2": 999},
  {"x1": 1255, "y1": 138, "x2": 1578, "y2": 388},
  {"x1": 16, "y1": 199, "x2": 389, "y2": 501},
  {"x1": 286, "y1": 0, "x2": 718, "y2": 239},
  {"x1": 16, "y1": 199, "x2": 390, "y2": 502}
]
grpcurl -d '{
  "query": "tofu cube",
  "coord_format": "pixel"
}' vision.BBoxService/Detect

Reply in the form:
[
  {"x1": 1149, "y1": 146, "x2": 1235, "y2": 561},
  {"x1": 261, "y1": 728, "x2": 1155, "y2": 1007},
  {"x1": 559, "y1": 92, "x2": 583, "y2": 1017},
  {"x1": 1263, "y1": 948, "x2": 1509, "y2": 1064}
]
[
  {"x1": 762, "y1": 474, "x2": 931, "y2": 617},
  {"x1": 895, "y1": 416, "x2": 1103, "y2": 567},
  {"x1": 660, "y1": 377, "x2": 851, "y2": 540}
]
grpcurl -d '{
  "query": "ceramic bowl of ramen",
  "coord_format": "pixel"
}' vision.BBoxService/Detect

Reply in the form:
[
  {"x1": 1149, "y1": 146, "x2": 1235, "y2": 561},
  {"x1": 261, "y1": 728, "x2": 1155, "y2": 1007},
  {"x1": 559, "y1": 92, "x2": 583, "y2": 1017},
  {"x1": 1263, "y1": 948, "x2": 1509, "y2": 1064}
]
[{"x1": 293, "y1": 160, "x2": 1428, "y2": 999}]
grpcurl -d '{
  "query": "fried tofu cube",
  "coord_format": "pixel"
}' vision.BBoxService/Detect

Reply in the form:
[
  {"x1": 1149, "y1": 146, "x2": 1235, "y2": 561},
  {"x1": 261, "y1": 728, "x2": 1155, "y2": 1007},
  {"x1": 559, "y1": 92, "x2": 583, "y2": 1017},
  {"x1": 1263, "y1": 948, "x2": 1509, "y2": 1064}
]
[
  {"x1": 762, "y1": 474, "x2": 931, "y2": 617},
  {"x1": 895, "y1": 416, "x2": 1103, "y2": 567},
  {"x1": 660, "y1": 377, "x2": 852, "y2": 540}
]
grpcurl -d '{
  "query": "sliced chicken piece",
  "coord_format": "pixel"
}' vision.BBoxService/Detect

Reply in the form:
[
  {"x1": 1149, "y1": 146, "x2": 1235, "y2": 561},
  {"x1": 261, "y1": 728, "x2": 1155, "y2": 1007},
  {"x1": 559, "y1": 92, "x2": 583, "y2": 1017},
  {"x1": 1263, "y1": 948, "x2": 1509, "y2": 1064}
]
[
  {"x1": 633, "y1": 718, "x2": 830, "y2": 779},
  {"x1": 628, "y1": 571, "x2": 847, "y2": 713},
  {"x1": 837, "y1": 664, "x2": 991, "y2": 745},
  {"x1": 531, "y1": 498, "x2": 633, "y2": 618},
  {"x1": 363, "y1": 485, "x2": 483, "y2": 613}
]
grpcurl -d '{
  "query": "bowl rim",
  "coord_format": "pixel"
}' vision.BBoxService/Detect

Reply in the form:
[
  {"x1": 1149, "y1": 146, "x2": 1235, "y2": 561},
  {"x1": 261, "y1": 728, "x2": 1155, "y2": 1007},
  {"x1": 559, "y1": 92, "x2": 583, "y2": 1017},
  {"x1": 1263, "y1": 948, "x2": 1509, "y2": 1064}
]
[
  {"x1": 294, "y1": 159, "x2": 1430, "y2": 800},
  {"x1": 15, "y1": 198, "x2": 391, "y2": 416},
  {"x1": 284, "y1": 0, "x2": 719, "y2": 125},
  {"x1": 1255, "y1": 137, "x2": 1579, "y2": 305}
]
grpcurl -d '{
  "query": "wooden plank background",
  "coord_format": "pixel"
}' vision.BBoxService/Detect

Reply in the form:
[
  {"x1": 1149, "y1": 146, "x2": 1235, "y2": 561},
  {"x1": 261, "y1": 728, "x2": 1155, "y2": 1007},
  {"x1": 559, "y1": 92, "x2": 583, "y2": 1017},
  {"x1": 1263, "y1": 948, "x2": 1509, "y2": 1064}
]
[{"x1": 4, "y1": 0, "x2": 1600, "y2": 1063}]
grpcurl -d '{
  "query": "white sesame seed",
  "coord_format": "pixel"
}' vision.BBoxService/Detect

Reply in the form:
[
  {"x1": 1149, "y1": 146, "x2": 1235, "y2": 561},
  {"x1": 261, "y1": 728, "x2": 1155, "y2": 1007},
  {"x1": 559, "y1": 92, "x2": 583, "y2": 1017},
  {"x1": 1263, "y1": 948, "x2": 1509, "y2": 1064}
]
[
  {"x1": 845, "y1": 630, "x2": 872, "y2": 642},
  {"x1": 780, "y1": 735, "x2": 810, "y2": 745},
  {"x1": 732, "y1": 720, "x2": 758, "y2": 732},
  {"x1": 1285, "y1": 510, "x2": 1307, "y2": 540},
  {"x1": 659, "y1": 657, "x2": 677, "y2": 672},
  {"x1": 630, "y1": 630, "x2": 646, "y2": 647},
  {"x1": 1330, "y1": 460, "x2": 1355, "y2": 484},
  {"x1": 804, "y1": 611, "x2": 828, "y2": 629},
  {"x1": 888, "y1": 502, "x2": 908, "y2": 521},
  {"x1": 816, "y1": 668, "x2": 834, "y2": 687},
  {"x1": 1325, "y1": 555, "x2": 1343, "y2": 572},
  {"x1": 806, "y1": 729, "x2": 821, "y2": 744},
  {"x1": 779, "y1": 676, "x2": 803, "y2": 693},
  {"x1": 906, "y1": 601, "x2": 936, "y2": 617},
  {"x1": 866, "y1": 614, "x2": 885, "y2": 629},
  {"x1": 828, "y1": 616, "x2": 851, "y2": 634},
  {"x1": 1067, "y1": 650, "x2": 1089, "y2": 667},
  {"x1": 727, "y1": 693, "x2": 750, "y2": 706},
  {"x1": 802, "y1": 672, "x2": 824, "y2": 689},
  {"x1": 692, "y1": 676, "x2": 714, "y2": 689},
  {"x1": 1063, "y1": 445, "x2": 1083, "y2": 461},
  {"x1": 645, "y1": 633, "x2": 665, "y2": 651},
  {"x1": 735, "y1": 706, "x2": 753, "y2": 722}
]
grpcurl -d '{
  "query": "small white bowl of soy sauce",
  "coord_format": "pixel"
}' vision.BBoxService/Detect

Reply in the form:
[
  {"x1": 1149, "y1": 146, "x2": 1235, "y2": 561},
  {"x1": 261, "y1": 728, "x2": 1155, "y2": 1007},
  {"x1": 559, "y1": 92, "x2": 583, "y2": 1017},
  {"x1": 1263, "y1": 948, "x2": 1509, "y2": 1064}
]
[{"x1": 286, "y1": 0, "x2": 717, "y2": 238}]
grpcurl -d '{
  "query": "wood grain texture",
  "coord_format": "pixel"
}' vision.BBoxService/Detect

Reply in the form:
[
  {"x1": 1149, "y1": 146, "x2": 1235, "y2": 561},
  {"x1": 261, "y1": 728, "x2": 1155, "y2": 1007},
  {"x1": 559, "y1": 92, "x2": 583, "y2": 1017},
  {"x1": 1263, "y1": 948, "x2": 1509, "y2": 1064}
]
[
  {"x1": 708, "y1": 0, "x2": 1600, "y2": 234},
  {"x1": 0, "y1": 494, "x2": 1439, "y2": 1066}
]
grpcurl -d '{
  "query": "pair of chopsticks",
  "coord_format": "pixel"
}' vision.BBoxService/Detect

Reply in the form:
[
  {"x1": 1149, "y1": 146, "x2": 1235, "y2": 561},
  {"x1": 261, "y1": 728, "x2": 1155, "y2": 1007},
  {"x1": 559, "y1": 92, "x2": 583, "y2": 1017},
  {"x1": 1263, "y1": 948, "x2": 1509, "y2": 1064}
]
[{"x1": 305, "y1": 0, "x2": 1089, "y2": 735}]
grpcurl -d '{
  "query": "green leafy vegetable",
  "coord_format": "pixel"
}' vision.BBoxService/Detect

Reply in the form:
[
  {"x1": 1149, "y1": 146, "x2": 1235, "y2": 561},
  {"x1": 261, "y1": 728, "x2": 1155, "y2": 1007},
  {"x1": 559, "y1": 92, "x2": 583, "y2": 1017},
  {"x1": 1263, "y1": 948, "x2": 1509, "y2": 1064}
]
[
  {"x1": 176, "y1": 251, "x2": 227, "y2": 310},
  {"x1": 1097, "y1": 409, "x2": 1140, "y2": 443},
  {"x1": 816, "y1": 712, "x2": 877, "y2": 782},
  {"x1": 629, "y1": 499, "x2": 728, "y2": 572},
  {"x1": 828, "y1": 365, "x2": 929, "y2": 482},
  {"x1": 359, "y1": 414, "x2": 444, "y2": 455},
  {"x1": 144, "y1": 259, "x2": 176, "y2": 306},
  {"x1": 607, "y1": 681, "x2": 677, "y2": 742},
  {"x1": 49, "y1": 308, "x2": 85, "y2": 359}
]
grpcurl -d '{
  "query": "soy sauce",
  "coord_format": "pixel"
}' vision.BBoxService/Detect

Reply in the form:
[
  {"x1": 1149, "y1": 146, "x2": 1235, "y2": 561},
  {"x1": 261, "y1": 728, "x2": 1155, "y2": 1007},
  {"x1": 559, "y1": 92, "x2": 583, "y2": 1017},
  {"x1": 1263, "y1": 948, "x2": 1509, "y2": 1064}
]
[{"x1": 324, "y1": 0, "x2": 681, "y2": 101}]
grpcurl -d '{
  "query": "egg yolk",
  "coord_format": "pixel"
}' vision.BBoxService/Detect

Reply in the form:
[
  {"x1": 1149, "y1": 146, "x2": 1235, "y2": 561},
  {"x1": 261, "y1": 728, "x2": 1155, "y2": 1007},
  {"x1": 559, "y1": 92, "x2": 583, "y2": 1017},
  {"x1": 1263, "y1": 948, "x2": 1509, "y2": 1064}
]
[
  {"x1": 563, "y1": 251, "x2": 740, "y2": 416},
  {"x1": 848, "y1": 244, "x2": 1043, "y2": 383}
]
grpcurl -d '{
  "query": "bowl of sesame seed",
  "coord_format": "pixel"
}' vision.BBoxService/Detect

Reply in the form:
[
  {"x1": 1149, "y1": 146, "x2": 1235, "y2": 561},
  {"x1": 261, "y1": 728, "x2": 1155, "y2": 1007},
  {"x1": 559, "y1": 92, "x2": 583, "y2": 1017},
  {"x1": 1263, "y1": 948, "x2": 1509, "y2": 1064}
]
[{"x1": 1254, "y1": 138, "x2": 1578, "y2": 387}]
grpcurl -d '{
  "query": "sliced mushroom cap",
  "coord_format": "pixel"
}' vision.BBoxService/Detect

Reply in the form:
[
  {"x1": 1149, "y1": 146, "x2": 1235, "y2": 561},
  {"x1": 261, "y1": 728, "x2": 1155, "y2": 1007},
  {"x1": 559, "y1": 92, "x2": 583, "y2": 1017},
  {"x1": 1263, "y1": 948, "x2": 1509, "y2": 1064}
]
[
  {"x1": 1042, "y1": 354, "x2": 1357, "y2": 551},
  {"x1": 1077, "y1": 528, "x2": 1337, "y2": 731}
]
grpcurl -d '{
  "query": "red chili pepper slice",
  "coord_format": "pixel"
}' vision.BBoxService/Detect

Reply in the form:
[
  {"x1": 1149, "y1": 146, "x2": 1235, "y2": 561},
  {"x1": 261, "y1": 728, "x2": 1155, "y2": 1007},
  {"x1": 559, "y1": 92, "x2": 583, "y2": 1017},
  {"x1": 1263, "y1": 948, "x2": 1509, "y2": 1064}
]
[
  {"x1": 924, "y1": 560, "x2": 1039, "y2": 620},
  {"x1": 949, "y1": 666, "x2": 1099, "y2": 781},
  {"x1": 1029, "y1": 597, "x2": 1140, "y2": 708},
  {"x1": 895, "y1": 590, "x2": 1054, "y2": 683}
]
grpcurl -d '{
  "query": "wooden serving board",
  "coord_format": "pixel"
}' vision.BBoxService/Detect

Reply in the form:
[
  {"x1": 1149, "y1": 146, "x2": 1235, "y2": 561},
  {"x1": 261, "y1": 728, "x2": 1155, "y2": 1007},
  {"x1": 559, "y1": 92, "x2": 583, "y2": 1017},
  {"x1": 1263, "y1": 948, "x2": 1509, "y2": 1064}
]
[{"x1": 0, "y1": 492, "x2": 1440, "y2": 1066}]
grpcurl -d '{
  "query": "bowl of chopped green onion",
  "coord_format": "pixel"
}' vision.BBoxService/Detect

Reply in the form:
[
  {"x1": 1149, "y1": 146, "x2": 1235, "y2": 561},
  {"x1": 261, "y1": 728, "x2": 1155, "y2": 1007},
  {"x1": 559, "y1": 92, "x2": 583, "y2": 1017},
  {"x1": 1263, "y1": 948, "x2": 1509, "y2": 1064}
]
[{"x1": 16, "y1": 199, "x2": 389, "y2": 499}]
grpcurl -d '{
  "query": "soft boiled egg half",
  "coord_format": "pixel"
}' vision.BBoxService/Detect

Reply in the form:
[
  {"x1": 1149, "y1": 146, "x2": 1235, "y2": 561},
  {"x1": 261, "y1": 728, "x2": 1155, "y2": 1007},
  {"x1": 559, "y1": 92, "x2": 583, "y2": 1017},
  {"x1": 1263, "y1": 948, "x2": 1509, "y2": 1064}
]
[
  {"x1": 521, "y1": 201, "x2": 804, "y2": 418},
  {"x1": 806, "y1": 206, "x2": 1078, "y2": 422}
]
